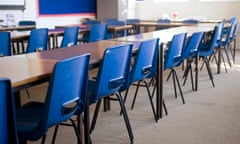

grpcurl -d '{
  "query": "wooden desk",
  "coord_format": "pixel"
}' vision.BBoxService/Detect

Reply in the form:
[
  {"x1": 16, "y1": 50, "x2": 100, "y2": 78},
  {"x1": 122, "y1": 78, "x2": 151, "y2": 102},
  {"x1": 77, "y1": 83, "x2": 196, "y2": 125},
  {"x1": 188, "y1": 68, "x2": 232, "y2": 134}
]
[
  {"x1": 0, "y1": 25, "x2": 36, "y2": 32},
  {"x1": 55, "y1": 24, "x2": 133, "y2": 38},
  {"x1": 141, "y1": 19, "x2": 222, "y2": 24},
  {"x1": 0, "y1": 40, "x2": 140, "y2": 144},
  {"x1": 111, "y1": 23, "x2": 217, "y2": 117},
  {"x1": 134, "y1": 21, "x2": 197, "y2": 32}
]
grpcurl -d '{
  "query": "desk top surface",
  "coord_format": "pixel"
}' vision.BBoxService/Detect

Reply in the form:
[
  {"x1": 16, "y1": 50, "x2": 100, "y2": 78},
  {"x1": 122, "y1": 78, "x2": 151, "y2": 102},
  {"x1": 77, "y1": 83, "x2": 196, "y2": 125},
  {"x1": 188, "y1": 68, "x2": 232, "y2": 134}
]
[
  {"x1": 0, "y1": 25, "x2": 36, "y2": 31},
  {"x1": 112, "y1": 24, "x2": 217, "y2": 43},
  {"x1": 0, "y1": 40, "x2": 140, "y2": 89}
]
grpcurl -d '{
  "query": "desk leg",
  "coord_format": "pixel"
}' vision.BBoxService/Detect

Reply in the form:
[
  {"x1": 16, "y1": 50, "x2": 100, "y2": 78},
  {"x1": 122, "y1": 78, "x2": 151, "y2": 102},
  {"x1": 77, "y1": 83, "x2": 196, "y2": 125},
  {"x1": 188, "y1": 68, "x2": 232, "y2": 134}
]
[
  {"x1": 84, "y1": 97, "x2": 90, "y2": 144},
  {"x1": 14, "y1": 91, "x2": 21, "y2": 108},
  {"x1": 233, "y1": 39, "x2": 236, "y2": 64},
  {"x1": 217, "y1": 45, "x2": 221, "y2": 74},
  {"x1": 195, "y1": 54, "x2": 199, "y2": 91},
  {"x1": 156, "y1": 44, "x2": 163, "y2": 119}
]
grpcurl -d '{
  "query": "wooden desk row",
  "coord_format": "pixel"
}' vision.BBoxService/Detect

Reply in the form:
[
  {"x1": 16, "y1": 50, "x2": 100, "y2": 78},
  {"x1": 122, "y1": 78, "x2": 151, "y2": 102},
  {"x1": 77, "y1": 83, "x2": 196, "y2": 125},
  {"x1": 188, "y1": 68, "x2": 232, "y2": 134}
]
[
  {"x1": 0, "y1": 23, "x2": 218, "y2": 144},
  {"x1": 0, "y1": 25, "x2": 36, "y2": 32}
]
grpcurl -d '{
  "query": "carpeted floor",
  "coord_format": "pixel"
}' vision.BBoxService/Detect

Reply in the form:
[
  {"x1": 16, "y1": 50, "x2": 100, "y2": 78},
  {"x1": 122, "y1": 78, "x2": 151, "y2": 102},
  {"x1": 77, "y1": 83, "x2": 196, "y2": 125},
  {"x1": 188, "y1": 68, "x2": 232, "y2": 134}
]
[{"x1": 22, "y1": 50, "x2": 240, "y2": 144}]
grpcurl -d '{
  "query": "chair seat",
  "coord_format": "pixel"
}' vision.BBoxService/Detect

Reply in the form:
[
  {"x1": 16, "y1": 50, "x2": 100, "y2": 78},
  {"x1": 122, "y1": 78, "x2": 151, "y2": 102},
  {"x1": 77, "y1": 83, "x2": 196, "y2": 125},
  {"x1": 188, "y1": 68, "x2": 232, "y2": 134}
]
[{"x1": 16, "y1": 102, "x2": 44, "y2": 140}]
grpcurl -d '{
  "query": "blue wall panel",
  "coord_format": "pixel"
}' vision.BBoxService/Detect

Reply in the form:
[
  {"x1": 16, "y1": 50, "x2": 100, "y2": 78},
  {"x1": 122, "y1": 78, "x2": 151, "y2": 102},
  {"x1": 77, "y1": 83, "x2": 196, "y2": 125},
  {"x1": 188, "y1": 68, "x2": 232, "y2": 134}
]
[{"x1": 39, "y1": 0, "x2": 96, "y2": 15}]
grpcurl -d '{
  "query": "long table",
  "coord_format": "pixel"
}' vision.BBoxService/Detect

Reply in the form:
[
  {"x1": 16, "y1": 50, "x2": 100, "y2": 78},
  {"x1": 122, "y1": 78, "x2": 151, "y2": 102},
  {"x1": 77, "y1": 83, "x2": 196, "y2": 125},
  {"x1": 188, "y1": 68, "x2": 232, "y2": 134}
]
[
  {"x1": 0, "y1": 25, "x2": 36, "y2": 31},
  {"x1": 1, "y1": 23, "x2": 218, "y2": 144},
  {"x1": 111, "y1": 23, "x2": 218, "y2": 107},
  {"x1": 0, "y1": 40, "x2": 141, "y2": 144},
  {"x1": 55, "y1": 24, "x2": 133, "y2": 38},
  {"x1": 134, "y1": 21, "x2": 197, "y2": 32}
]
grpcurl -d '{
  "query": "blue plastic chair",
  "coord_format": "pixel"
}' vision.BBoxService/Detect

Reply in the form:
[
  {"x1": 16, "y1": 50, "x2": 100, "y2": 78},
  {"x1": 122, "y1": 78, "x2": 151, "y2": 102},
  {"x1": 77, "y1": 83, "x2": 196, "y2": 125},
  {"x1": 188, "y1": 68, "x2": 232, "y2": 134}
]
[
  {"x1": 198, "y1": 22, "x2": 224, "y2": 88},
  {"x1": 229, "y1": 20, "x2": 240, "y2": 63},
  {"x1": 0, "y1": 78, "x2": 18, "y2": 144},
  {"x1": 104, "y1": 18, "x2": 118, "y2": 24},
  {"x1": 18, "y1": 20, "x2": 36, "y2": 26},
  {"x1": 16, "y1": 54, "x2": 90, "y2": 143},
  {"x1": 121, "y1": 38, "x2": 168, "y2": 120},
  {"x1": 87, "y1": 44, "x2": 134, "y2": 143},
  {"x1": 182, "y1": 19, "x2": 199, "y2": 24},
  {"x1": 182, "y1": 31, "x2": 204, "y2": 91},
  {"x1": 218, "y1": 20, "x2": 236, "y2": 70},
  {"x1": 60, "y1": 26, "x2": 79, "y2": 48},
  {"x1": 88, "y1": 23, "x2": 107, "y2": 42},
  {"x1": 164, "y1": 33, "x2": 187, "y2": 104},
  {"x1": 26, "y1": 28, "x2": 49, "y2": 53},
  {"x1": 104, "y1": 20, "x2": 126, "y2": 39},
  {"x1": 126, "y1": 18, "x2": 141, "y2": 35},
  {"x1": 0, "y1": 32, "x2": 11, "y2": 56},
  {"x1": 155, "y1": 18, "x2": 171, "y2": 30},
  {"x1": 79, "y1": 19, "x2": 102, "y2": 43}
]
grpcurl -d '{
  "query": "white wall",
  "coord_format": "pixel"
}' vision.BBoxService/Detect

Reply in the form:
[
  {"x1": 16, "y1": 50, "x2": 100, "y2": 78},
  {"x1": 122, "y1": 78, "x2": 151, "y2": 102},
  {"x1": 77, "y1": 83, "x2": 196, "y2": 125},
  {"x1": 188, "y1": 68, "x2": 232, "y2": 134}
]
[
  {"x1": 1, "y1": 0, "x2": 95, "y2": 28},
  {"x1": 135, "y1": 0, "x2": 240, "y2": 20},
  {"x1": 2, "y1": 0, "x2": 240, "y2": 28}
]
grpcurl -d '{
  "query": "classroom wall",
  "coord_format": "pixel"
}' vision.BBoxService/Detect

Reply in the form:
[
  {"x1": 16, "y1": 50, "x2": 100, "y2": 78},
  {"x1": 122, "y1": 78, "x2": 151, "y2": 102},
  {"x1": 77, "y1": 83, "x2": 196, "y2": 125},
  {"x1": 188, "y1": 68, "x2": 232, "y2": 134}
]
[
  {"x1": 2, "y1": 0, "x2": 240, "y2": 28},
  {"x1": 134, "y1": 0, "x2": 240, "y2": 20},
  {"x1": 0, "y1": 0, "x2": 96, "y2": 28}
]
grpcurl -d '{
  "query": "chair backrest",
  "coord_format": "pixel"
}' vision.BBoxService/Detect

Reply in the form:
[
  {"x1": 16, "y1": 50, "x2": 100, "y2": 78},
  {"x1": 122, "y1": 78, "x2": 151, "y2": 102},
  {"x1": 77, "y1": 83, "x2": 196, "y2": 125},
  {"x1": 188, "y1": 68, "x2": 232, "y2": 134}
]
[
  {"x1": 182, "y1": 19, "x2": 199, "y2": 24},
  {"x1": 232, "y1": 20, "x2": 240, "y2": 40},
  {"x1": 94, "y1": 44, "x2": 133, "y2": 100},
  {"x1": 105, "y1": 20, "x2": 126, "y2": 38},
  {"x1": 89, "y1": 23, "x2": 107, "y2": 42},
  {"x1": 60, "y1": 26, "x2": 79, "y2": 48},
  {"x1": 222, "y1": 21, "x2": 236, "y2": 45},
  {"x1": 128, "y1": 38, "x2": 160, "y2": 85},
  {"x1": 104, "y1": 18, "x2": 118, "y2": 24},
  {"x1": 155, "y1": 18, "x2": 171, "y2": 30},
  {"x1": 18, "y1": 20, "x2": 36, "y2": 26},
  {"x1": 199, "y1": 22, "x2": 224, "y2": 56},
  {"x1": 164, "y1": 33, "x2": 187, "y2": 70},
  {"x1": 126, "y1": 19, "x2": 140, "y2": 25},
  {"x1": 0, "y1": 78, "x2": 18, "y2": 144},
  {"x1": 229, "y1": 17, "x2": 236, "y2": 25},
  {"x1": 126, "y1": 19, "x2": 141, "y2": 35},
  {"x1": 86, "y1": 20, "x2": 102, "y2": 25},
  {"x1": 0, "y1": 32, "x2": 11, "y2": 56},
  {"x1": 182, "y1": 31, "x2": 204, "y2": 59},
  {"x1": 26, "y1": 28, "x2": 49, "y2": 53},
  {"x1": 40, "y1": 54, "x2": 90, "y2": 133},
  {"x1": 157, "y1": 18, "x2": 171, "y2": 23}
]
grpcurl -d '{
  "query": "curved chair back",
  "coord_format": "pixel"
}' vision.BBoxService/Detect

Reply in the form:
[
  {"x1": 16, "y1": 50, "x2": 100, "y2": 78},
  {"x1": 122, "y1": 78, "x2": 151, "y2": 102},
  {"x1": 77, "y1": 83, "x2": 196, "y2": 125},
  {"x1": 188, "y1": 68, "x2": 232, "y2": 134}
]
[
  {"x1": 18, "y1": 20, "x2": 36, "y2": 26},
  {"x1": 126, "y1": 19, "x2": 140, "y2": 25},
  {"x1": 45, "y1": 54, "x2": 90, "y2": 128},
  {"x1": 155, "y1": 18, "x2": 171, "y2": 30},
  {"x1": 94, "y1": 44, "x2": 133, "y2": 100},
  {"x1": 231, "y1": 20, "x2": 240, "y2": 40},
  {"x1": 60, "y1": 26, "x2": 79, "y2": 48},
  {"x1": 0, "y1": 32, "x2": 11, "y2": 56},
  {"x1": 86, "y1": 20, "x2": 102, "y2": 25},
  {"x1": 182, "y1": 31, "x2": 204, "y2": 59},
  {"x1": 222, "y1": 21, "x2": 236, "y2": 46},
  {"x1": 126, "y1": 18, "x2": 141, "y2": 35},
  {"x1": 104, "y1": 18, "x2": 118, "y2": 24},
  {"x1": 157, "y1": 18, "x2": 171, "y2": 23},
  {"x1": 229, "y1": 17, "x2": 236, "y2": 25},
  {"x1": 129, "y1": 38, "x2": 159, "y2": 84},
  {"x1": 164, "y1": 33, "x2": 187, "y2": 70},
  {"x1": 199, "y1": 22, "x2": 224, "y2": 57},
  {"x1": 0, "y1": 78, "x2": 18, "y2": 144},
  {"x1": 89, "y1": 23, "x2": 107, "y2": 42},
  {"x1": 182, "y1": 19, "x2": 199, "y2": 24},
  {"x1": 26, "y1": 28, "x2": 48, "y2": 53}
]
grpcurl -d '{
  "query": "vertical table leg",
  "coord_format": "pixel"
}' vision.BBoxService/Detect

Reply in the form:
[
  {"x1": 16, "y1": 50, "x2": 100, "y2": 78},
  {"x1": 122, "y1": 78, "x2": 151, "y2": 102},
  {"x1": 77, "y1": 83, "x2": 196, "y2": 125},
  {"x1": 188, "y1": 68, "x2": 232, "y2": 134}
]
[
  {"x1": 217, "y1": 45, "x2": 221, "y2": 74},
  {"x1": 156, "y1": 43, "x2": 163, "y2": 119}
]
